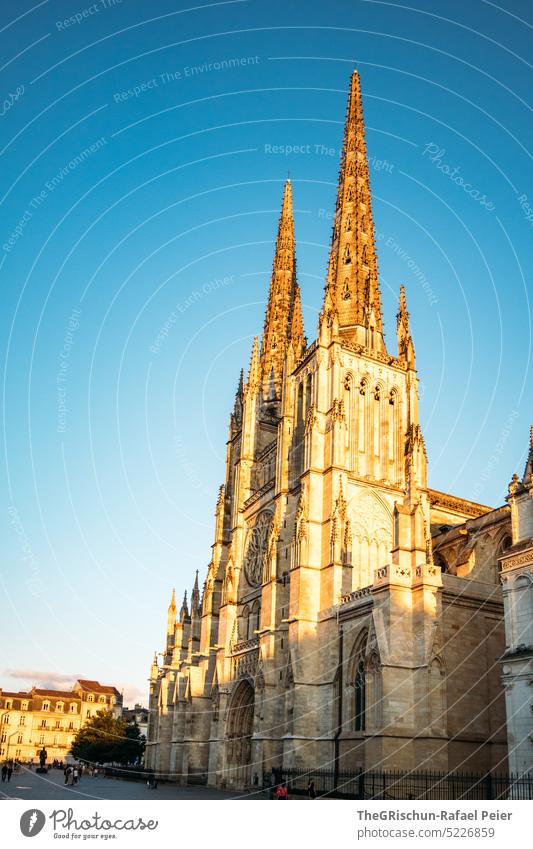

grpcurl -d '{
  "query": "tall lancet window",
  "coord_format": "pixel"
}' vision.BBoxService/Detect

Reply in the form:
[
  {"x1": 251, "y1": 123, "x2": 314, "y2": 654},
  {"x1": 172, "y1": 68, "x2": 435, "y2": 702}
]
[
  {"x1": 354, "y1": 659, "x2": 366, "y2": 731},
  {"x1": 297, "y1": 382, "x2": 303, "y2": 423},
  {"x1": 373, "y1": 386, "x2": 381, "y2": 462},
  {"x1": 292, "y1": 382, "x2": 305, "y2": 480},
  {"x1": 305, "y1": 373, "x2": 312, "y2": 415},
  {"x1": 240, "y1": 606, "x2": 250, "y2": 641},
  {"x1": 388, "y1": 390, "x2": 397, "y2": 482},
  {"x1": 344, "y1": 374, "x2": 352, "y2": 465},
  {"x1": 357, "y1": 379, "x2": 366, "y2": 475}
]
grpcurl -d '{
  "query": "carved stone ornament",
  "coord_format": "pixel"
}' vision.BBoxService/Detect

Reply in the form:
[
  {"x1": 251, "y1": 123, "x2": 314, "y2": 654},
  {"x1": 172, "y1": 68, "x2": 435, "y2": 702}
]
[{"x1": 244, "y1": 511, "x2": 273, "y2": 587}]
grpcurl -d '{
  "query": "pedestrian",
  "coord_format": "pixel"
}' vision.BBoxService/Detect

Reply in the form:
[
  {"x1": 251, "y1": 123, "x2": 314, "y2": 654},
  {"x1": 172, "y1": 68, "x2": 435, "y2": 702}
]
[
  {"x1": 64, "y1": 766, "x2": 69, "y2": 785},
  {"x1": 1, "y1": 764, "x2": 7, "y2": 782},
  {"x1": 7, "y1": 763, "x2": 13, "y2": 782},
  {"x1": 307, "y1": 779, "x2": 316, "y2": 799},
  {"x1": 67, "y1": 768, "x2": 75, "y2": 787},
  {"x1": 73, "y1": 767, "x2": 78, "y2": 784},
  {"x1": 77, "y1": 765, "x2": 82, "y2": 782},
  {"x1": 275, "y1": 782, "x2": 288, "y2": 799}
]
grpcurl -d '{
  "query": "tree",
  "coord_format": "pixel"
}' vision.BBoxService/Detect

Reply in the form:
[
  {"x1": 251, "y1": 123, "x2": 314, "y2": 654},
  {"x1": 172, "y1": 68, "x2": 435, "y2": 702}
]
[{"x1": 70, "y1": 710, "x2": 145, "y2": 766}]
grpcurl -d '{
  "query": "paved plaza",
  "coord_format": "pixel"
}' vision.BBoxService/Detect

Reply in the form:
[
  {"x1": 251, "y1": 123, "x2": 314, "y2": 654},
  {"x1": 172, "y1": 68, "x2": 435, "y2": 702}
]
[{"x1": 0, "y1": 766, "x2": 263, "y2": 801}]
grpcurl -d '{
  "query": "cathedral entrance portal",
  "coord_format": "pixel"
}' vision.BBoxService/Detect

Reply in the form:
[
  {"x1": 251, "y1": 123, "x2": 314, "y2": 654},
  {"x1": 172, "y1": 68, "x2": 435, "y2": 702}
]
[{"x1": 225, "y1": 678, "x2": 255, "y2": 788}]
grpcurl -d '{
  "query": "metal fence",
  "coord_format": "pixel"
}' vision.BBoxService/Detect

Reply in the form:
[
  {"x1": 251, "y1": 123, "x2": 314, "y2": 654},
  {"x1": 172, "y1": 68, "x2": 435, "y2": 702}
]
[{"x1": 264, "y1": 767, "x2": 533, "y2": 800}]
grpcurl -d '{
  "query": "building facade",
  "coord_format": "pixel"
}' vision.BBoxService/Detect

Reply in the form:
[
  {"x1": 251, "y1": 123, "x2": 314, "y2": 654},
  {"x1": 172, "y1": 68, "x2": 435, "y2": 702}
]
[
  {"x1": 0, "y1": 679, "x2": 122, "y2": 765},
  {"x1": 146, "y1": 72, "x2": 529, "y2": 787},
  {"x1": 122, "y1": 703, "x2": 149, "y2": 742},
  {"x1": 500, "y1": 432, "x2": 533, "y2": 777}
]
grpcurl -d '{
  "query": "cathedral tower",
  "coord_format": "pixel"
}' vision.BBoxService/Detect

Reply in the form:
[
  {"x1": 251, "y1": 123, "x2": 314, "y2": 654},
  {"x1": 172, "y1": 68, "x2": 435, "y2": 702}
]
[
  {"x1": 146, "y1": 71, "x2": 509, "y2": 789},
  {"x1": 261, "y1": 179, "x2": 306, "y2": 399},
  {"x1": 322, "y1": 71, "x2": 384, "y2": 351}
]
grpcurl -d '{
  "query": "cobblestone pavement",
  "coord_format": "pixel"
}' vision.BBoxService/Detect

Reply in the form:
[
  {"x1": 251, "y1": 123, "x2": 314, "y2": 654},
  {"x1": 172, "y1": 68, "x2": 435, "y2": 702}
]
[{"x1": 0, "y1": 767, "x2": 264, "y2": 800}]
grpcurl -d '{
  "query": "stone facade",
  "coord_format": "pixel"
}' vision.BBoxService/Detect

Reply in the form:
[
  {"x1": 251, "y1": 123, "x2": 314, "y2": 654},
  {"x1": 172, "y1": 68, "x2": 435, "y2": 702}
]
[
  {"x1": 146, "y1": 72, "x2": 521, "y2": 788},
  {"x1": 0, "y1": 680, "x2": 122, "y2": 765},
  {"x1": 500, "y1": 430, "x2": 533, "y2": 778}
]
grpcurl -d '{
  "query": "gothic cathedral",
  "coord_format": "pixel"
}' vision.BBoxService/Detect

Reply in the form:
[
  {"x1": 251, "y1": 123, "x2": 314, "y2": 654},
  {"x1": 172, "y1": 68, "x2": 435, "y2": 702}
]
[{"x1": 146, "y1": 72, "x2": 532, "y2": 788}]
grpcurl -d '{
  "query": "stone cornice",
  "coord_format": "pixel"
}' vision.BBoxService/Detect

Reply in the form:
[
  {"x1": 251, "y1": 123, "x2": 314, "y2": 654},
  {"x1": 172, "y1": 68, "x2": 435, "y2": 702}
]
[
  {"x1": 500, "y1": 545, "x2": 533, "y2": 572},
  {"x1": 428, "y1": 488, "x2": 493, "y2": 518}
]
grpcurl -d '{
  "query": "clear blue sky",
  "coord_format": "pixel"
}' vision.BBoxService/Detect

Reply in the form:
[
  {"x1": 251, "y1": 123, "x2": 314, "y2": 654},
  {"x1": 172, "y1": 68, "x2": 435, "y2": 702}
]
[{"x1": 1, "y1": 0, "x2": 531, "y2": 706}]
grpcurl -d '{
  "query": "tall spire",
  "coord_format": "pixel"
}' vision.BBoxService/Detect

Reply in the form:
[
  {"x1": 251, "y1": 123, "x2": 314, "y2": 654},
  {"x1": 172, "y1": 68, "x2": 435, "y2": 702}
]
[
  {"x1": 180, "y1": 590, "x2": 189, "y2": 622},
  {"x1": 322, "y1": 71, "x2": 384, "y2": 351},
  {"x1": 246, "y1": 336, "x2": 261, "y2": 395},
  {"x1": 231, "y1": 369, "x2": 244, "y2": 431},
  {"x1": 290, "y1": 282, "x2": 306, "y2": 358},
  {"x1": 191, "y1": 570, "x2": 201, "y2": 616},
  {"x1": 397, "y1": 284, "x2": 415, "y2": 367},
  {"x1": 167, "y1": 588, "x2": 176, "y2": 633},
  {"x1": 260, "y1": 180, "x2": 306, "y2": 396},
  {"x1": 150, "y1": 652, "x2": 159, "y2": 682}
]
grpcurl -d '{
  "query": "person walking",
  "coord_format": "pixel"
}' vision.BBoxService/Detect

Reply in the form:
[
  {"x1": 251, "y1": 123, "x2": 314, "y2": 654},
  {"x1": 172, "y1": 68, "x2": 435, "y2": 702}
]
[
  {"x1": 307, "y1": 779, "x2": 316, "y2": 799},
  {"x1": 1, "y1": 764, "x2": 7, "y2": 782},
  {"x1": 275, "y1": 782, "x2": 288, "y2": 799},
  {"x1": 77, "y1": 765, "x2": 82, "y2": 783},
  {"x1": 6, "y1": 762, "x2": 13, "y2": 782},
  {"x1": 73, "y1": 767, "x2": 78, "y2": 784}
]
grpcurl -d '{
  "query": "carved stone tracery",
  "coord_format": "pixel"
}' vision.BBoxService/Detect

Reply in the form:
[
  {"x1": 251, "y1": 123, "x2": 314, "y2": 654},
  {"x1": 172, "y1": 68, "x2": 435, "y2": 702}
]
[{"x1": 243, "y1": 511, "x2": 273, "y2": 587}]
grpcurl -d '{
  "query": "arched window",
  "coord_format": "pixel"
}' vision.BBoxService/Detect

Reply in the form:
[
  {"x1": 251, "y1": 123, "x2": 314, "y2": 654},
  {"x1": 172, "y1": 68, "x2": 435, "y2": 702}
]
[
  {"x1": 344, "y1": 374, "x2": 353, "y2": 467},
  {"x1": 342, "y1": 278, "x2": 351, "y2": 300},
  {"x1": 373, "y1": 385, "x2": 381, "y2": 461},
  {"x1": 297, "y1": 383, "x2": 303, "y2": 424},
  {"x1": 349, "y1": 630, "x2": 368, "y2": 732},
  {"x1": 494, "y1": 535, "x2": 512, "y2": 582},
  {"x1": 240, "y1": 605, "x2": 250, "y2": 641},
  {"x1": 249, "y1": 600, "x2": 260, "y2": 638},
  {"x1": 428, "y1": 657, "x2": 446, "y2": 732},
  {"x1": 354, "y1": 659, "x2": 366, "y2": 731},
  {"x1": 387, "y1": 390, "x2": 398, "y2": 481},
  {"x1": 305, "y1": 374, "x2": 312, "y2": 414},
  {"x1": 434, "y1": 552, "x2": 447, "y2": 574},
  {"x1": 293, "y1": 383, "x2": 305, "y2": 479},
  {"x1": 357, "y1": 379, "x2": 367, "y2": 464},
  {"x1": 497, "y1": 535, "x2": 512, "y2": 562}
]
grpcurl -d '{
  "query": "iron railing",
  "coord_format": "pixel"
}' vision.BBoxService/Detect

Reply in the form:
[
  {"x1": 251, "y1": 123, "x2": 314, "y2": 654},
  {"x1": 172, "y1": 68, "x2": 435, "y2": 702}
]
[{"x1": 263, "y1": 766, "x2": 533, "y2": 800}]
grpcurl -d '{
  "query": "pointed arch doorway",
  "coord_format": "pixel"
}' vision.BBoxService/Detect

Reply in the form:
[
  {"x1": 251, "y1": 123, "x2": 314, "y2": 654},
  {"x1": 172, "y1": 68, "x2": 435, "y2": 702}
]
[{"x1": 225, "y1": 678, "x2": 255, "y2": 787}]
